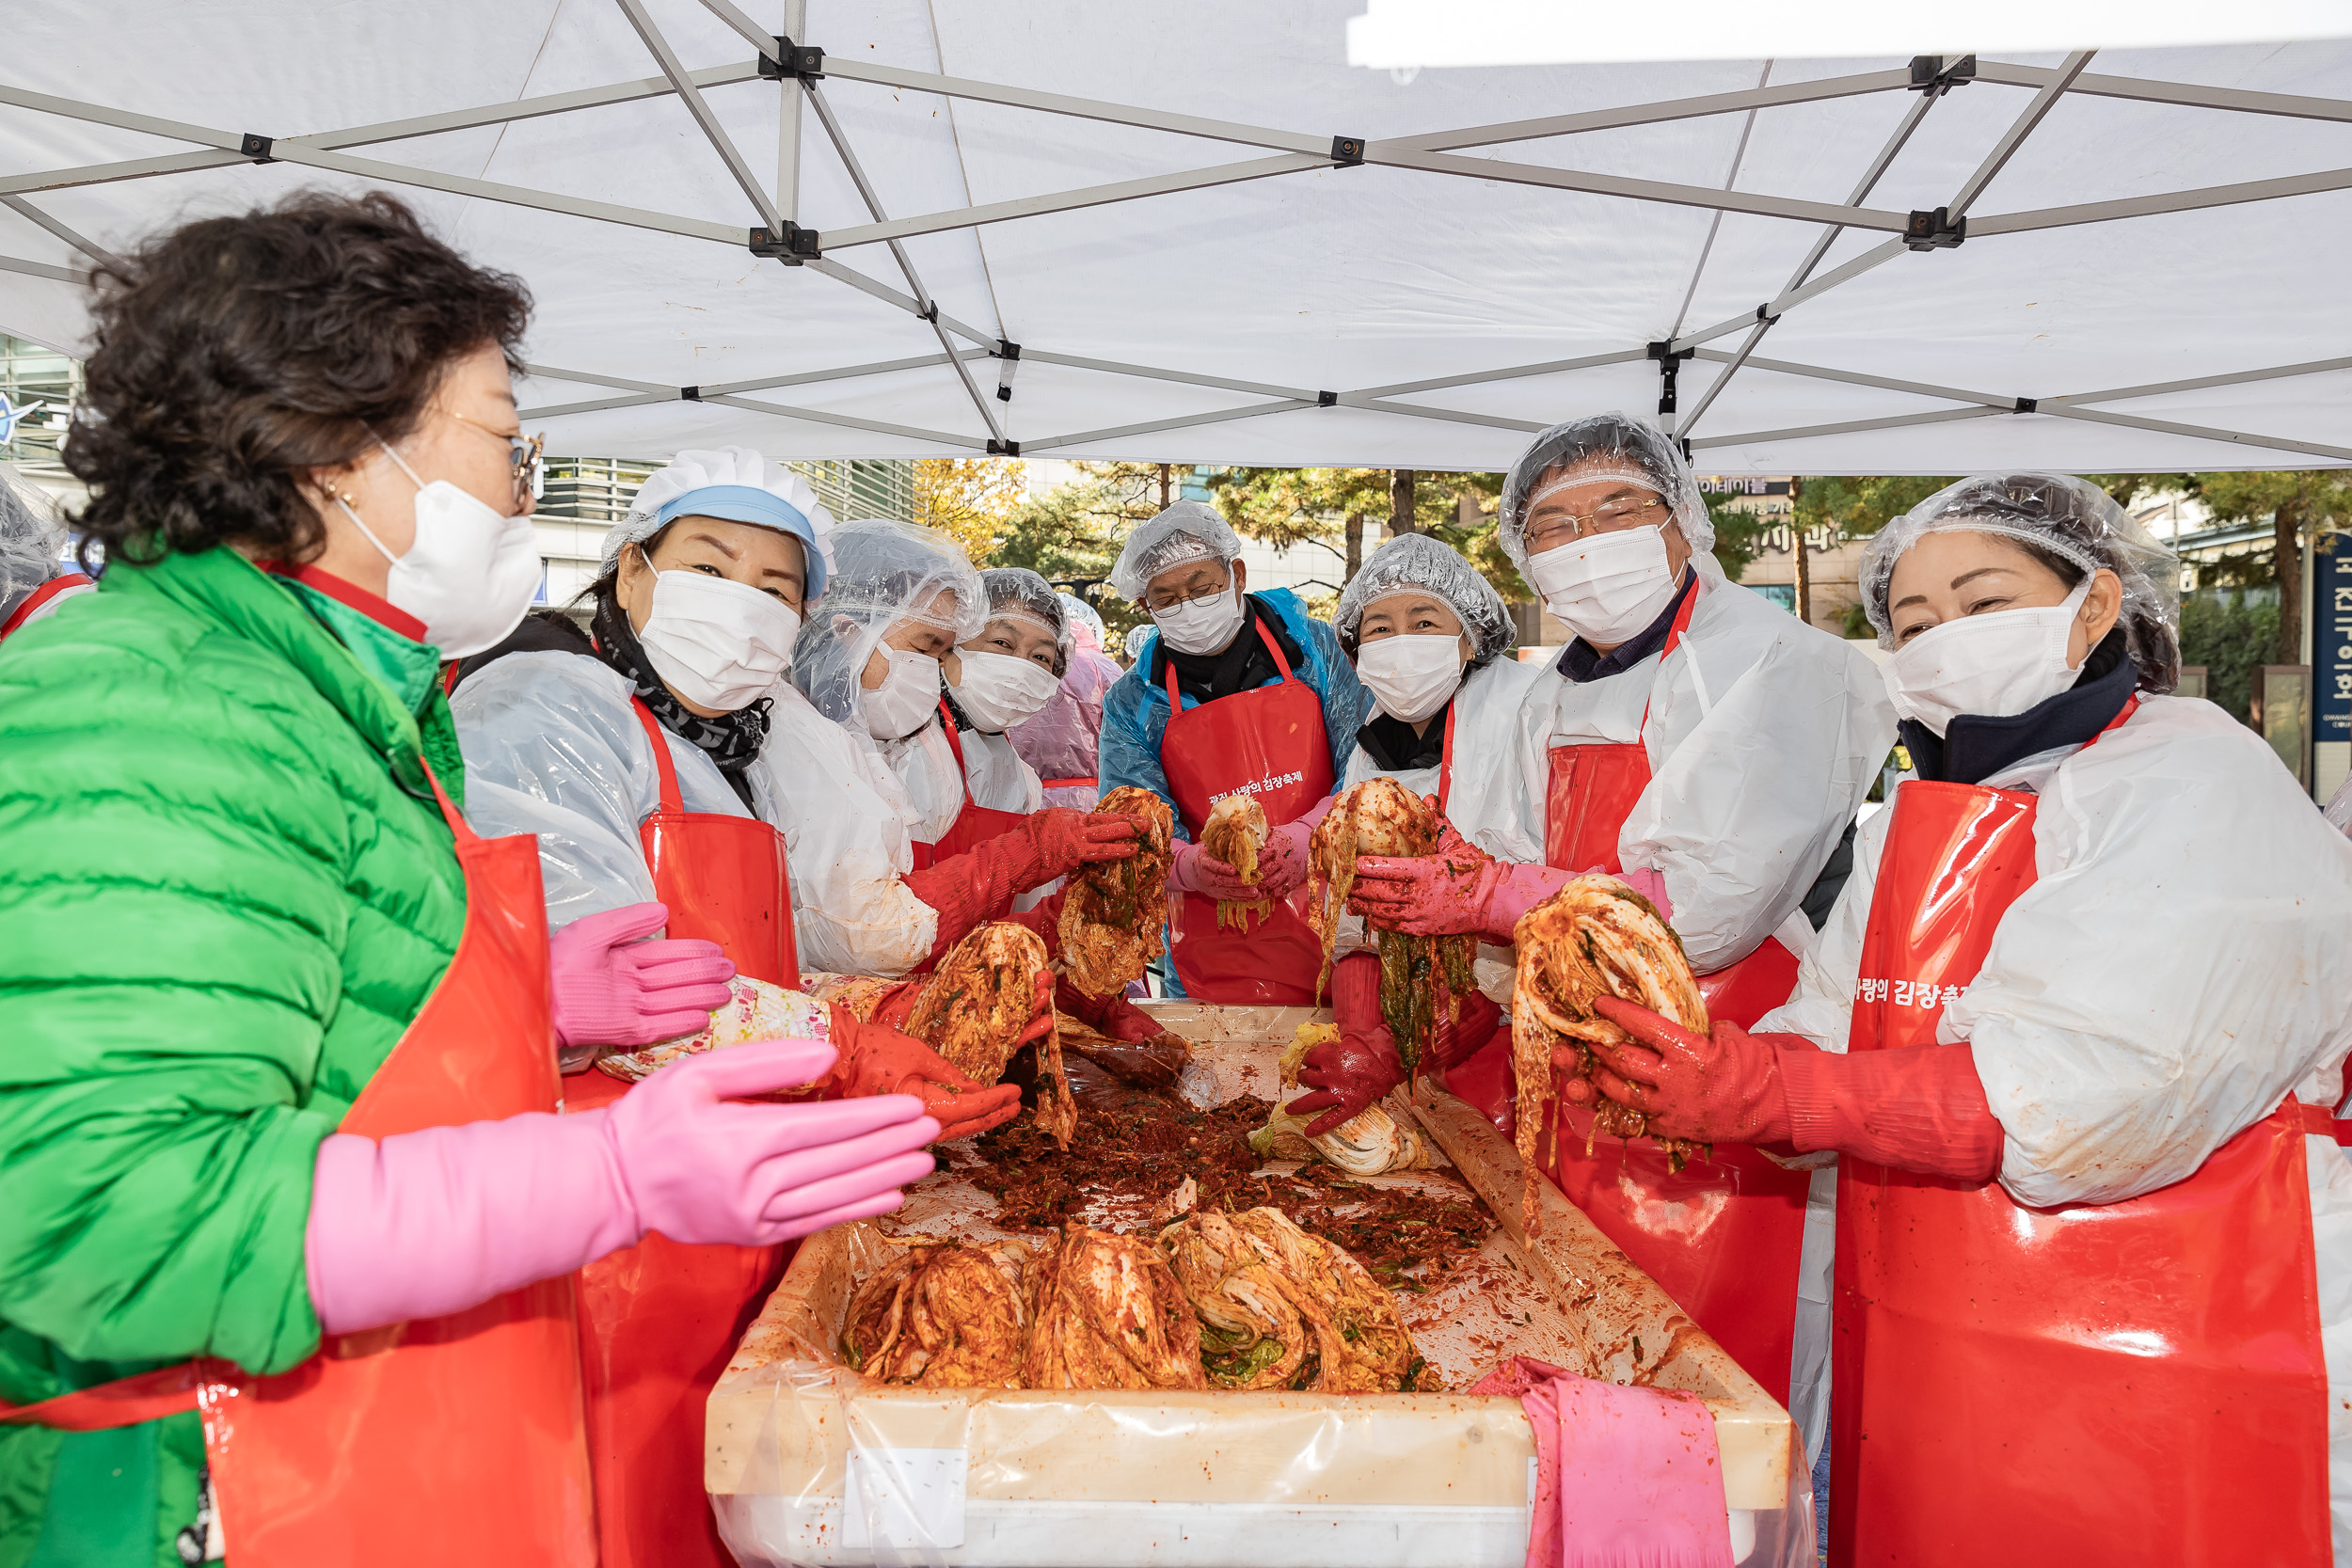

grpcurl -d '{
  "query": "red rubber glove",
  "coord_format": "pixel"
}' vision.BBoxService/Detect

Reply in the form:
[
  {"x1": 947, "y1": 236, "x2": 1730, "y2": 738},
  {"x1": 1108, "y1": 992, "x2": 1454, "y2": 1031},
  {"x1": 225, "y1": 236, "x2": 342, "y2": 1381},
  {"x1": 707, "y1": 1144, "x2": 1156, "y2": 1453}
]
[
  {"x1": 1056, "y1": 977, "x2": 1164, "y2": 1043},
  {"x1": 1585, "y1": 997, "x2": 2004, "y2": 1181},
  {"x1": 823, "y1": 1005, "x2": 1024, "y2": 1141},
  {"x1": 1285, "y1": 953, "x2": 1403, "y2": 1136},
  {"x1": 549, "y1": 902, "x2": 736, "y2": 1048},
  {"x1": 1776, "y1": 1040, "x2": 2003, "y2": 1181},
  {"x1": 1427, "y1": 984, "x2": 1502, "y2": 1077},
  {"x1": 1579, "y1": 995, "x2": 1795, "y2": 1143},
  {"x1": 1023, "y1": 807, "x2": 1139, "y2": 881}
]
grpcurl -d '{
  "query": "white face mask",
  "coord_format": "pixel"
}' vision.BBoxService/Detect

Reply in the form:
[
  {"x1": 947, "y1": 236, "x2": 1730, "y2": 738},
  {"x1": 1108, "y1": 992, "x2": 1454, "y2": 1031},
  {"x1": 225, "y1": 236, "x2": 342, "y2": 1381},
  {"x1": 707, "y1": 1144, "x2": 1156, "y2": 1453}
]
[
  {"x1": 861, "y1": 644, "x2": 944, "y2": 740},
  {"x1": 1152, "y1": 580, "x2": 1248, "y2": 657},
  {"x1": 336, "y1": 441, "x2": 541, "y2": 658},
  {"x1": 951, "y1": 648, "x2": 1061, "y2": 732},
  {"x1": 1356, "y1": 632, "x2": 1466, "y2": 724},
  {"x1": 1882, "y1": 578, "x2": 2093, "y2": 738},
  {"x1": 1524, "y1": 524, "x2": 1681, "y2": 647},
  {"x1": 634, "y1": 569, "x2": 800, "y2": 713}
]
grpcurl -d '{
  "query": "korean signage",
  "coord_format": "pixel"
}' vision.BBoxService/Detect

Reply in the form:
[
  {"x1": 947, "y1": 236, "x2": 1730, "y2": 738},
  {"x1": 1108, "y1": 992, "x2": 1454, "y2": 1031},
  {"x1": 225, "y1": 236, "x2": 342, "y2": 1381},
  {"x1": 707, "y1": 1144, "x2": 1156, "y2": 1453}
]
[{"x1": 2320, "y1": 531, "x2": 2352, "y2": 743}]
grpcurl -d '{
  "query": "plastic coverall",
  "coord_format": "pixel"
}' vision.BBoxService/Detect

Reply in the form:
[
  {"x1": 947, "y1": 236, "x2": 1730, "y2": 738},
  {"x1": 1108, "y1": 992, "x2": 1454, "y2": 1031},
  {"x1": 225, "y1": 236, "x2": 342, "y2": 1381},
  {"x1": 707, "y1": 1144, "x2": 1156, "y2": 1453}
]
[
  {"x1": 1511, "y1": 555, "x2": 1896, "y2": 971},
  {"x1": 1099, "y1": 585, "x2": 1366, "y2": 842},
  {"x1": 1012, "y1": 643, "x2": 1122, "y2": 810},
  {"x1": 1757, "y1": 695, "x2": 2352, "y2": 1537},
  {"x1": 882, "y1": 716, "x2": 1042, "y2": 844},
  {"x1": 453, "y1": 650, "x2": 772, "y2": 931}
]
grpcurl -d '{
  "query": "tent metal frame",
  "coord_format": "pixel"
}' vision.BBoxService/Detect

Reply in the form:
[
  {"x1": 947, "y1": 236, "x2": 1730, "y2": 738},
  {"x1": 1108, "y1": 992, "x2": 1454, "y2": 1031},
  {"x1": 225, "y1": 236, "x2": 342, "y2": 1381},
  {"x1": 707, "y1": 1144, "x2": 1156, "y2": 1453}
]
[{"x1": 1, "y1": 14, "x2": 2346, "y2": 468}]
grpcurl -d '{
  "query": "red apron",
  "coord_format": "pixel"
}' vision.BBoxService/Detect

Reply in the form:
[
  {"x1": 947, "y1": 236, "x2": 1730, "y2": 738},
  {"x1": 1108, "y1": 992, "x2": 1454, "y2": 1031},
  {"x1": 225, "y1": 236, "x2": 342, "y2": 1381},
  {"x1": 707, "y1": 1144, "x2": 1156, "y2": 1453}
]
[
  {"x1": 629, "y1": 698, "x2": 797, "y2": 988},
  {"x1": 2, "y1": 766, "x2": 597, "y2": 1565},
  {"x1": 1525, "y1": 584, "x2": 1813, "y2": 1403},
  {"x1": 903, "y1": 700, "x2": 1025, "y2": 869},
  {"x1": 565, "y1": 701, "x2": 804, "y2": 1568},
  {"x1": 1830, "y1": 708, "x2": 2332, "y2": 1566},
  {"x1": 0, "y1": 571, "x2": 93, "y2": 641},
  {"x1": 910, "y1": 700, "x2": 1032, "y2": 870},
  {"x1": 1159, "y1": 620, "x2": 1334, "y2": 1004}
]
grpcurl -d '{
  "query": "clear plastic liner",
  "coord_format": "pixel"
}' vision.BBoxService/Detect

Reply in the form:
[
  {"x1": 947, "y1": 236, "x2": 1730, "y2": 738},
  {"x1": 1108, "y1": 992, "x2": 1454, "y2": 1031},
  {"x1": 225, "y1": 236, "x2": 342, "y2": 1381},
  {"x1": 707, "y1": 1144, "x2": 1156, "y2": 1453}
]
[{"x1": 708, "y1": 1006, "x2": 1807, "y2": 1568}]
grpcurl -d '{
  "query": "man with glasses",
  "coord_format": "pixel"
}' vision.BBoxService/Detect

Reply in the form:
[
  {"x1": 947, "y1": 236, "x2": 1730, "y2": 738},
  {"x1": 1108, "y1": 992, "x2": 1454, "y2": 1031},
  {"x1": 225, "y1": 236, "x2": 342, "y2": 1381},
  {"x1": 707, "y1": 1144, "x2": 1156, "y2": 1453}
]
[
  {"x1": 1098, "y1": 499, "x2": 1365, "y2": 1003},
  {"x1": 1347, "y1": 412, "x2": 1893, "y2": 1443}
]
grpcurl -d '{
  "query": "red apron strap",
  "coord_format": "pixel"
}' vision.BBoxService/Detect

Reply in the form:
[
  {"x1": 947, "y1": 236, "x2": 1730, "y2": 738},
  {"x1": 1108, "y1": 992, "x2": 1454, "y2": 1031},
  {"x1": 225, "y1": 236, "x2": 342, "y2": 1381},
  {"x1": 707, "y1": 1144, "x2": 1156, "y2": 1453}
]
[
  {"x1": 441, "y1": 661, "x2": 461, "y2": 698},
  {"x1": 628, "y1": 698, "x2": 687, "y2": 815},
  {"x1": 1041, "y1": 776, "x2": 1098, "y2": 790},
  {"x1": 0, "y1": 1363, "x2": 201, "y2": 1432},
  {"x1": 1258, "y1": 618, "x2": 1295, "y2": 681},
  {"x1": 935, "y1": 700, "x2": 978, "y2": 810},
  {"x1": 1157, "y1": 607, "x2": 1295, "y2": 710},
  {"x1": 0, "y1": 572, "x2": 93, "y2": 640},
  {"x1": 1437, "y1": 702, "x2": 1457, "y2": 816},
  {"x1": 416, "y1": 758, "x2": 479, "y2": 845},
  {"x1": 1635, "y1": 575, "x2": 1704, "y2": 737}
]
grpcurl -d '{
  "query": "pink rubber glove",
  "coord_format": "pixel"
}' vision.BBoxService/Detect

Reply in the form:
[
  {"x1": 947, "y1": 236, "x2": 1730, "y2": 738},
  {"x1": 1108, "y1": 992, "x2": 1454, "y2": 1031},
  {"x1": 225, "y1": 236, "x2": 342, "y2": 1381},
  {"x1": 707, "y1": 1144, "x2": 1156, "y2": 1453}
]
[
  {"x1": 1168, "y1": 836, "x2": 1261, "y2": 900},
  {"x1": 549, "y1": 901, "x2": 736, "y2": 1049},
  {"x1": 305, "y1": 1039, "x2": 940, "y2": 1335},
  {"x1": 1614, "y1": 867, "x2": 1673, "y2": 923},
  {"x1": 1286, "y1": 952, "x2": 1402, "y2": 1135},
  {"x1": 1255, "y1": 817, "x2": 1313, "y2": 898},
  {"x1": 1350, "y1": 852, "x2": 1572, "y2": 942}
]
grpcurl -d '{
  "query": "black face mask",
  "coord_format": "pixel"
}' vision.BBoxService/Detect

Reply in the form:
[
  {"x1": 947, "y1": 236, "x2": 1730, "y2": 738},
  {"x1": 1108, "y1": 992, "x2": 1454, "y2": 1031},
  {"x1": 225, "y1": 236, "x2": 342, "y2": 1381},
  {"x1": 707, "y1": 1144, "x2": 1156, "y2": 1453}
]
[{"x1": 591, "y1": 591, "x2": 770, "y2": 809}]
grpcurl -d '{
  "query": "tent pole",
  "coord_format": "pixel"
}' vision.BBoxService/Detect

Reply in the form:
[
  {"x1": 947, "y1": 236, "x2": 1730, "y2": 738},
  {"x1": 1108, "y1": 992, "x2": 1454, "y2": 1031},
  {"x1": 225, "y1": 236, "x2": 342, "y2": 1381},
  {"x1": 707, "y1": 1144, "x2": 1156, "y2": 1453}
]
[
  {"x1": 0, "y1": 150, "x2": 248, "y2": 198},
  {"x1": 1972, "y1": 167, "x2": 2352, "y2": 236},
  {"x1": 1025, "y1": 399, "x2": 1321, "y2": 451},
  {"x1": 777, "y1": 0, "x2": 804, "y2": 221},
  {"x1": 1947, "y1": 51, "x2": 2095, "y2": 216},
  {"x1": 0, "y1": 197, "x2": 121, "y2": 269},
  {"x1": 2044, "y1": 356, "x2": 2352, "y2": 408},
  {"x1": 1972, "y1": 62, "x2": 2352, "y2": 124},
  {"x1": 0, "y1": 256, "x2": 89, "y2": 285},
  {"x1": 800, "y1": 81, "x2": 1010, "y2": 448},
  {"x1": 1687, "y1": 406, "x2": 2008, "y2": 449},
  {"x1": 613, "y1": 0, "x2": 786, "y2": 231},
  {"x1": 2033, "y1": 406, "x2": 2352, "y2": 464},
  {"x1": 704, "y1": 391, "x2": 993, "y2": 450}
]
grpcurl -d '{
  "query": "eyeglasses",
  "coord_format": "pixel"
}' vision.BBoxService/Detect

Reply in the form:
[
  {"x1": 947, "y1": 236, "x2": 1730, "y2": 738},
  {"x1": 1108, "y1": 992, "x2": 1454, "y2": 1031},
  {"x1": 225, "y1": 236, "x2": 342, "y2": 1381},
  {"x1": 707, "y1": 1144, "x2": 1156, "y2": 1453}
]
[
  {"x1": 1524, "y1": 495, "x2": 1666, "y2": 551},
  {"x1": 1147, "y1": 574, "x2": 1232, "y2": 612},
  {"x1": 444, "y1": 408, "x2": 546, "y2": 507}
]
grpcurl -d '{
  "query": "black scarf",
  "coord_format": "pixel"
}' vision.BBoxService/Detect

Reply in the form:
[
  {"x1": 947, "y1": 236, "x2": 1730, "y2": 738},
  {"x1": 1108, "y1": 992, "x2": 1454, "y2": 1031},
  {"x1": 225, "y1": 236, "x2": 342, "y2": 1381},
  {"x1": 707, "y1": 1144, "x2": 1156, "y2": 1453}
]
[
  {"x1": 1902, "y1": 626, "x2": 2135, "y2": 787},
  {"x1": 1152, "y1": 594, "x2": 1304, "y2": 706},
  {"x1": 590, "y1": 592, "x2": 770, "y2": 810},
  {"x1": 1555, "y1": 568, "x2": 1697, "y2": 685},
  {"x1": 1356, "y1": 703, "x2": 1450, "y2": 771}
]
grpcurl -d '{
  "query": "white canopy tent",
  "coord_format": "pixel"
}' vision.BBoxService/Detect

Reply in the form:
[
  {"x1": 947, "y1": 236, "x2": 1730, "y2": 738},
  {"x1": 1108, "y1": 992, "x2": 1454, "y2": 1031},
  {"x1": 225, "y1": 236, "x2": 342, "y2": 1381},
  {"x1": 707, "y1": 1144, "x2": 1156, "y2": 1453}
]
[{"x1": 0, "y1": 2, "x2": 2346, "y2": 475}]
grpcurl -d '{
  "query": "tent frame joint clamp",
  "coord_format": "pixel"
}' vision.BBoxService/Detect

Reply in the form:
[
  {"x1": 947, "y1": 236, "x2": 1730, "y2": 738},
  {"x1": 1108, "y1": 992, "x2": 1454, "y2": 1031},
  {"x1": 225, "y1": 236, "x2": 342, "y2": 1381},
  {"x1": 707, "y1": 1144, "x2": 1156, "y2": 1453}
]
[
  {"x1": 1330, "y1": 135, "x2": 1366, "y2": 166},
  {"x1": 760, "y1": 38, "x2": 826, "y2": 81},
  {"x1": 987, "y1": 438, "x2": 1022, "y2": 456},
  {"x1": 2013, "y1": 396, "x2": 2039, "y2": 414},
  {"x1": 1906, "y1": 55, "x2": 1978, "y2": 96},
  {"x1": 1316, "y1": 390, "x2": 1339, "y2": 406},
  {"x1": 749, "y1": 222, "x2": 822, "y2": 263},
  {"x1": 240, "y1": 133, "x2": 276, "y2": 163},
  {"x1": 1904, "y1": 207, "x2": 1966, "y2": 251}
]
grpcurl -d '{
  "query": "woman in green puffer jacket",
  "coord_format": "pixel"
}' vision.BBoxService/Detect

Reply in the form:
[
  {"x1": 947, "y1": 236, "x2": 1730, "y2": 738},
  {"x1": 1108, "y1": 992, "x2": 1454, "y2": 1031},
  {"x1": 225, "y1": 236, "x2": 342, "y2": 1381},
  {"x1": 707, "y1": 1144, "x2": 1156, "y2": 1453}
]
[{"x1": 0, "y1": 192, "x2": 939, "y2": 1568}]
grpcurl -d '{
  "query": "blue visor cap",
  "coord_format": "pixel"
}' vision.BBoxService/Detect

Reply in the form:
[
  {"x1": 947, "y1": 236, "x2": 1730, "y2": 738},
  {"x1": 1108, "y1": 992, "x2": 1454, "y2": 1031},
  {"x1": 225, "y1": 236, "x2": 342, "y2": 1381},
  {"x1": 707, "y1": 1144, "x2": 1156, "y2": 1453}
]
[{"x1": 652, "y1": 485, "x2": 825, "y2": 598}]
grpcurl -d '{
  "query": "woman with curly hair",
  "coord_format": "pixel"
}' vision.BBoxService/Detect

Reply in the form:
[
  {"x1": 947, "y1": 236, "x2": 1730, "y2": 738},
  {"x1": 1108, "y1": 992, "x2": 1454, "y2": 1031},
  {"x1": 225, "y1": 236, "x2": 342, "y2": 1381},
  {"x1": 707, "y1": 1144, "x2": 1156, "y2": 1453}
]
[{"x1": 0, "y1": 191, "x2": 939, "y2": 1567}]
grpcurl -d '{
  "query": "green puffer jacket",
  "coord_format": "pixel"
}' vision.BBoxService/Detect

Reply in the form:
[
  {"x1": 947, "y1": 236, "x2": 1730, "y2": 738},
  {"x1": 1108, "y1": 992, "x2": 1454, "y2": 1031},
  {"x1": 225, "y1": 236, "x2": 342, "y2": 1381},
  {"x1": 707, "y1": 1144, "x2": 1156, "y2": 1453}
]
[{"x1": 0, "y1": 546, "x2": 469, "y2": 1568}]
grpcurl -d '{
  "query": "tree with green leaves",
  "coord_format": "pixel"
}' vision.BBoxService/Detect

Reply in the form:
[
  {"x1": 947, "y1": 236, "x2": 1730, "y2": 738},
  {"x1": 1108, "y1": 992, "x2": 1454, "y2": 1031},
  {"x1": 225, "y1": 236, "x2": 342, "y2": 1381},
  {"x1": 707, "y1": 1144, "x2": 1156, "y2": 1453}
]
[
  {"x1": 1202, "y1": 467, "x2": 1523, "y2": 603},
  {"x1": 2184, "y1": 471, "x2": 2352, "y2": 666}
]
